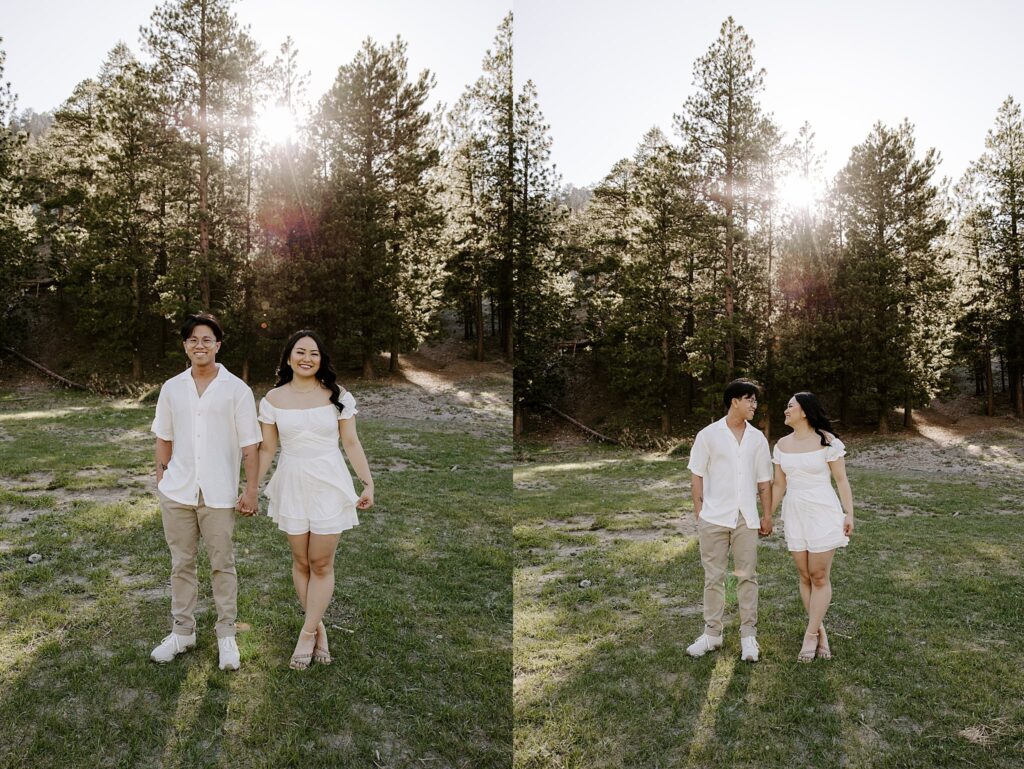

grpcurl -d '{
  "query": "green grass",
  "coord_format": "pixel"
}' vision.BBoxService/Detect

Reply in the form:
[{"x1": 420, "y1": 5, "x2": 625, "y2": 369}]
[
  {"x1": 0, "y1": 387, "x2": 511, "y2": 769},
  {"x1": 513, "y1": 441, "x2": 1024, "y2": 769}
]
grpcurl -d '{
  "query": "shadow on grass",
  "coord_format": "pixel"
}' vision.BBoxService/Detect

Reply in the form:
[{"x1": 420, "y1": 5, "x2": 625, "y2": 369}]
[
  {"x1": 1, "y1": 415, "x2": 512, "y2": 769},
  {"x1": 514, "y1": 445, "x2": 1024, "y2": 769}
]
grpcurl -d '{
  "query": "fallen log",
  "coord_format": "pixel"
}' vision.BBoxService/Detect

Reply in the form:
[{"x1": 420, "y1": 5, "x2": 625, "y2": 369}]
[
  {"x1": 1, "y1": 347, "x2": 89, "y2": 391},
  {"x1": 540, "y1": 402, "x2": 619, "y2": 444}
]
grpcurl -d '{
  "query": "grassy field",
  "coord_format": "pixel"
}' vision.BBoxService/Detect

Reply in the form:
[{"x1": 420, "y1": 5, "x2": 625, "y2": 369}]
[
  {"x1": 513, "y1": 434, "x2": 1024, "y2": 769},
  {"x1": 0, "y1": 379, "x2": 511, "y2": 769}
]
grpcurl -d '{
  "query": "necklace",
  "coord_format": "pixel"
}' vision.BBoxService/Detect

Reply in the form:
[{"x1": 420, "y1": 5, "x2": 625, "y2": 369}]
[{"x1": 289, "y1": 380, "x2": 319, "y2": 394}]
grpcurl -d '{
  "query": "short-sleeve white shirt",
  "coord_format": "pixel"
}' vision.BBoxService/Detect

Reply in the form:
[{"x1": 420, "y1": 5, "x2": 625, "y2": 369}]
[
  {"x1": 152, "y1": 363, "x2": 262, "y2": 508},
  {"x1": 687, "y1": 416, "x2": 773, "y2": 529}
]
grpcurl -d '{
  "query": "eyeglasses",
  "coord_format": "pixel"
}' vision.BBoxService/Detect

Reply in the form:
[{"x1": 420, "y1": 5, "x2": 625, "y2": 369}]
[{"x1": 185, "y1": 337, "x2": 218, "y2": 348}]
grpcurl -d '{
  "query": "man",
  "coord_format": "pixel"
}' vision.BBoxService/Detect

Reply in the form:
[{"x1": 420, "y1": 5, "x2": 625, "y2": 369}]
[
  {"x1": 686, "y1": 378, "x2": 773, "y2": 662},
  {"x1": 150, "y1": 313, "x2": 261, "y2": 671}
]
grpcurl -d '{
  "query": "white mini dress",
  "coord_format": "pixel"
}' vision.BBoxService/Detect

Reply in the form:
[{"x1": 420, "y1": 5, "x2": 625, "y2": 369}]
[
  {"x1": 773, "y1": 437, "x2": 849, "y2": 553},
  {"x1": 258, "y1": 391, "x2": 360, "y2": 536}
]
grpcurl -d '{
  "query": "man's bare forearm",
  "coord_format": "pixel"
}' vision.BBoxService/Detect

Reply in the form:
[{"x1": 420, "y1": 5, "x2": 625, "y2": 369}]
[
  {"x1": 241, "y1": 444, "x2": 260, "y2": 492},
  {"x1": 155, "y1": 439, "x2": 172, "y2": 482},
  {"x1": 691, "y1": 474, "x2": 704, "y2": 518}
]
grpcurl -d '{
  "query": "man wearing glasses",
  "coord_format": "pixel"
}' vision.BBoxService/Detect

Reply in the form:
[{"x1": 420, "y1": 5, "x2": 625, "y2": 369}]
[
  {"x1": 685, "y1": 378, "x2": 773, "y2": 662},
  {"x1": 149, "y1": 313, "x2": 261, "y2": 670}
]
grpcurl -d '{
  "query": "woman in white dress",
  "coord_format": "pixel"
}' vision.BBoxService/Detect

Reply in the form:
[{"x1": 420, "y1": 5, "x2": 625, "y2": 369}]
[
  {"x1": 255, "y1": 330, "x2": 374, "y2": 669},
  {"x1": 763, "y1": 392, "x2": 854, "y2": 662}
]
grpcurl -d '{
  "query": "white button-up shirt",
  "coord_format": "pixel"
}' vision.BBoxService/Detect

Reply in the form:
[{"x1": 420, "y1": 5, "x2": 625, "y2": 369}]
[
  {"x1": 687, "y1": 416, "x2": 772, "y2": 529},
  {"x1": 151, "y1": 363, "x2": 262, "y2": 508}
]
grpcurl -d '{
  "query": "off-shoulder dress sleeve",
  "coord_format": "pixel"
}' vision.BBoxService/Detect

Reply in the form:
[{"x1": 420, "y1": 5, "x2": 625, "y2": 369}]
[
  {"x1": 338, "y1": 391, "x2": 358, "y2": 420},
  {"x1": 258, "y1": 397, "x2": 276, "y2": 425},
  {"x1": 825, "y1": 437, "x2": 846, "y2": 462}
]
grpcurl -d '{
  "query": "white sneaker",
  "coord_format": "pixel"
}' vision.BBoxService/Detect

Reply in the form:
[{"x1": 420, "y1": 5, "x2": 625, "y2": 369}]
[
  {"x1": 218, "y1": 636, "x2": 240, "y2": 671},
  {"x1": 686, "y1": 633, "x2": 724, "y2": 657},
  {"x1": 740, "y1": 635, "x2": 760, "y2": 663},
  {"x1": 151, "y1": 632, "x2": 196, "y2": 663}
]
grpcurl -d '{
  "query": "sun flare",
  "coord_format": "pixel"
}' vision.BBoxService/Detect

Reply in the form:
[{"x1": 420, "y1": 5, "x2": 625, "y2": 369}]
[
  {"x1": 255, "y1": 104, "x2": 298, "y2": 145},
  {"x1": 776, "y1": 173, "x2": 821, "y2": 211}
]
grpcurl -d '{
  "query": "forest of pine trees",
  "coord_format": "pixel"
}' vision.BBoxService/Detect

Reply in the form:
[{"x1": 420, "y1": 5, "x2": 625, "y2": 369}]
[
  {"x1": 516, "y1": 17, "x2": 1023, "y2": 436},
  {"x1": 2, "y1": 12, "x2": 1021, "y2": 434},
  {"x1": 0, "y1": 4, "x2": 526, "y2": 382}
]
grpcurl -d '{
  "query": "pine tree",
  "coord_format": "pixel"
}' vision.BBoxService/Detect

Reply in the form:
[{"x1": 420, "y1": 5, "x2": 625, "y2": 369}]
[
  {"x1": 142, "y1": 0, "x2": 244, "y2": 310},
  {"x1": 675, "y1": 16, "x2": 768, "y2": 378},
  {"x1": 832, "y1": 122, "x2": 948, "y2": 431},
  {"x1": 314, "y1": 37, "x2": 439, "y2": 377},
  {"x1": 512, "y1": 79, "x2": 567, "y2": 434},
  {"x1": 974, "y1": 97, "x2": 1024, "y2": 416},
  {"x1": 0, "y1": 38, "x2": 38, "y2": 344}
]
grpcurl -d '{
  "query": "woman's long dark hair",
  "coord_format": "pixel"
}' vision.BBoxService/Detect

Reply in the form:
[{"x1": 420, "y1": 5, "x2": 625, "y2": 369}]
[
  {"x1": 793, "y1": 391, "x2": 838, "y2": 446},
  {"x1": 274, "y1": 330, "x2": 346, "y2": 413}
]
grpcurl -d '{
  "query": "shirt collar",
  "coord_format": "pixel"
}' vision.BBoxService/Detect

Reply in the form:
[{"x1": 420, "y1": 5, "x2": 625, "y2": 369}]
[
  {"x1": 717, "y1": 415, "x2": 752, "y2": 433},
  {"x1": 175, "y1": 362, "x2": 231, "y2": 382}
]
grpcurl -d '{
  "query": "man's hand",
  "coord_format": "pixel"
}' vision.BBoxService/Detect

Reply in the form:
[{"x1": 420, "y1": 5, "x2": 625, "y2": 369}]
[
  {"x1": 236, "y1": 488, "x2": 258, "y2": 516},
  {"x1": 758, "y1": 515, "x2": 773, "y2": 537}
]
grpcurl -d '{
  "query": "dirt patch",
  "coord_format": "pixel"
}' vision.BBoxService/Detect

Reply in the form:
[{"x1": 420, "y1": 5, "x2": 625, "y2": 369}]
[
  {"x1": 849, "y1": 407, "x2": 1024, "y2": 480},
  {"x1": 538, "y1": 513, "x2": 698, "y2": 553},
  {"x1": 354, "y1": 342, "x2": 511, "y2": 425}
]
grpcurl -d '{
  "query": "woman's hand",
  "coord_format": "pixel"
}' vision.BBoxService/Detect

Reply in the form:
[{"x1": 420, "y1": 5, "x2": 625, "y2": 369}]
[
  {"x1": 357, "y1": 483, "x2": 374, "y2": 510},
  {"x1": 844, "y1": 513, "x2": 854, "y2": 536}
]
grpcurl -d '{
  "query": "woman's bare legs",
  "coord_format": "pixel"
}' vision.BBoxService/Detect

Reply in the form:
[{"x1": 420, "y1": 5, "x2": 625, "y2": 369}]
[
  {"x1": 287, "y1": 532, "x2": 340, "y2": 663},
  {"x1": 807, "y1": 549, "x2": 836, "y2": 658},
  {"x1": 791, "y1": 549, "x2": 830, "y2": 656}
]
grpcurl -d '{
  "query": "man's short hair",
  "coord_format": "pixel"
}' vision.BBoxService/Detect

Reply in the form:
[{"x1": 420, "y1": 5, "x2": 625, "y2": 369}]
[
  {"x1": 723, "y1": 378, "x2": 760, "y2": 411},
  {"x1": 180, "y1": 312, "x2": 224, "y2": 342}
]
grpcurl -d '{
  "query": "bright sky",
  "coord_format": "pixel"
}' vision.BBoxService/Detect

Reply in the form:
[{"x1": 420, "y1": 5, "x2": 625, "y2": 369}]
[
  {"x1": 2, "y1": 0, "x2": 509, "y2": 117},
  {"x1": 517, "y1": 0, "x2": 1024, "y2": 187},
  {"x1": 5, "y1": 1, "x2": 1019, "y2": 189}
]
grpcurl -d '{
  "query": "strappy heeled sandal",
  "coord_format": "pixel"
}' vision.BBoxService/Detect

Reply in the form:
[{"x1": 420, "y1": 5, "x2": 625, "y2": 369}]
[
  {"x1": 313, "y1": 621, "x2": 332, "y2": 665},
  {"x1": 289, "y1": 629, "x2": 317, "y2": 670},
  {"x1": 798, "y1": 631, "x2": 818, "y2": 663},
  {"x1": 816, "y1": 625, "x2": 832, "y2": 660}
]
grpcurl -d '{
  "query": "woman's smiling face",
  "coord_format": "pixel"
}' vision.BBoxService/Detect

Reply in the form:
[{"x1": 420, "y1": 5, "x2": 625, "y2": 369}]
[{"x1": 290, "y1": 336, "x2": 321, "y2": 377}]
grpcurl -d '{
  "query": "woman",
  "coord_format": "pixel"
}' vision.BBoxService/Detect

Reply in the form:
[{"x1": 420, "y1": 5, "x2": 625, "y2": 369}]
[
  {"x1": 764, "y1": 392, "x2": 854, "y2": 662},
  {"x1": 255, "y1": 330, "x2": 375, "y2": 669}
]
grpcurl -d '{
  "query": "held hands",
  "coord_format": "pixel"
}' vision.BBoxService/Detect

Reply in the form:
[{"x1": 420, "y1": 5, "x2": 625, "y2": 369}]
[
  {"x1": 844, "y1": 514, "x2": 855, "y2": 536},
  {"x1": 758, "y1": 515, "x2": 773, "y2": 537},
  {"x1": 236, "y1": 488, "x2": 258, "y2": 516},
  {"x1": 356, "y1": 482, "x2": 374, "y2": 510}
]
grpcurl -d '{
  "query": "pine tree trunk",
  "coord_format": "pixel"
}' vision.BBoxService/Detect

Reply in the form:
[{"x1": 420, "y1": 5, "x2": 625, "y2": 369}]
[
  {"x1": 362, "y1": 353, "x2": 375, "y2": 380},
  {"x1": 661, "y1": 329, "x2": 670, "y2": 435},
  {"x1": 513, "y1": 403, "x2": 523, "y2": 437},
  {"x1": 132, "y1": 269, "x2": 143, "y2": 381},
  {"x1": 475, "y1": 285, "x2": 485, "y2": 362},
  {"x1": 986, "y1": 352, "x2": 995, "y2": 417}
]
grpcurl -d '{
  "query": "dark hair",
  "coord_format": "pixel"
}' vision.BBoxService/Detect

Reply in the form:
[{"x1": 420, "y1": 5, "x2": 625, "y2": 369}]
[
  {"x1": 793, "y1": 391, "x2": 838, "y2": 446},
  {"x1": 180, "y1": 312, "x2": 224, "y2": 342},
  {"x1": 723, "y1": 378, "x2": 760, "y2": 411},
  {"x1": 274, "y1": 330, "x2": 347, "y2": 414}
]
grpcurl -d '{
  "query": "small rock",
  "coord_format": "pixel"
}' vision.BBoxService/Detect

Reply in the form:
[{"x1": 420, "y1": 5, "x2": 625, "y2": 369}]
[
  {"x1": 20, "y1": 516, "x2": 30, "y2": 522},
  {"x1": 952, "y1": 512, "x2": 960, "y2": 516},
  {"x1": 579, "y1": 579, "x2": 592, "y2": 588},
  {"x1": 450, "y1": 465, "x2": 459, "y2": 471},
  {"x1": 27, "y1": 553, "x2": 42, "y2": 564}
]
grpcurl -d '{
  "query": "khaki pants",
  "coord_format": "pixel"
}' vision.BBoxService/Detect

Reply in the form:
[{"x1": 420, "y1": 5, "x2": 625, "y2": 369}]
[
  {"x1": 697, "y1": 517, "x2": 758, "y2": 638},
  {"x1": 158, "y1": 490, "x2": 237, "y2": 639}
]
